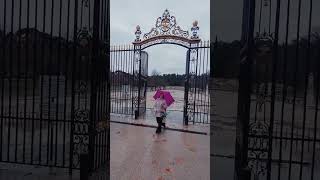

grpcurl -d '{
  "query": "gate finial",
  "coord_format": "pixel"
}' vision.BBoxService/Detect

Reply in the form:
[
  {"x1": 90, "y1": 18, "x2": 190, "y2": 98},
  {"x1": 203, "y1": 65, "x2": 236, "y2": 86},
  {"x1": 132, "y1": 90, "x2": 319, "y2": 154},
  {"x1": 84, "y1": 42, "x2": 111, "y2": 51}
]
[
  {"x1": 191, "y1": 20, "x2": 199, "y2": 39},
  {"x1": 135, "y1": 25, "x2": 142, "y2": 42}
]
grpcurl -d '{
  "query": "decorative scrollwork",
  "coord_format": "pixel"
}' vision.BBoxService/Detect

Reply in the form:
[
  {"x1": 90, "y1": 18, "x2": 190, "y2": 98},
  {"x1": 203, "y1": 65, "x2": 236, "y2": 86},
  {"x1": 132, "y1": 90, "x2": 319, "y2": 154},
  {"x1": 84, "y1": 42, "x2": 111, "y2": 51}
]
[
  {"x1": 189, "y1": 49, "x2": 198, "y2": 76},
  {"x1": 248, "y1": 152, "x2": 267, "y2": 178},
  {"x1": 72, "y1": 108, "x2": 90, "y2": 168},
  {"x1": 254, "y1": 32, "x2": 273, "y2": 62},
  {"x1": 134, "y1": 50, "x2": 140, "y2": 62},
  {"x1": 72, "y1": 134, "x2": 89, "y2": 168},
  {"x1": 248, "y1": 121, "x2": 269, "y2": 178},
  {"x1": 78, "y1": 81, "x2": 88, "y2": 95},
  {"x1": 77, "y1": 27, "x2": 92, "y2": 48},
  {"x1": 74, "y1": 109, "x2": 90, "y2": 122},
  {"x1": 143, "y1": 9, "x2": 189, "y2": 40},
  {"x1": 249, "y1": 121, "x2": 269, "y2": 140},
  {"x1": 133, "y1": 96, "x2": 138, "y2": 108},
  {"x1": 133, "y1": 9, "x2": 200, "y2": 48}
]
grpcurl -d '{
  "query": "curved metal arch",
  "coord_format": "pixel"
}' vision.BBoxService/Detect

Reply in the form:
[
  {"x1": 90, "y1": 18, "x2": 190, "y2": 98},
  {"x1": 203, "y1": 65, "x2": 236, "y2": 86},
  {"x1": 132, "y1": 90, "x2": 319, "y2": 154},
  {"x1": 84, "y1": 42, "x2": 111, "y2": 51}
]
[
  {"x1": 140, "y1": 41, "x2": 190, "y2": 50},
  {"x1": 133, "y1": 9, "x2": 200, "y2": 49},
  {"x1": 133, "y1": 36, "x2": 200, "y2": 50}
]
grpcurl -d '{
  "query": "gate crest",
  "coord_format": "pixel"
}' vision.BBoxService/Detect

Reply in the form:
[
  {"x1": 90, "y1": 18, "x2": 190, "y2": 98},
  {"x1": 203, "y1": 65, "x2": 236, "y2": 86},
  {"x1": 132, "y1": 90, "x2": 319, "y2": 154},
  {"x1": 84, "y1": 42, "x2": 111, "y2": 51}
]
[{"x1": 133, "y1": 9, "x2": 200, "y2": 49}]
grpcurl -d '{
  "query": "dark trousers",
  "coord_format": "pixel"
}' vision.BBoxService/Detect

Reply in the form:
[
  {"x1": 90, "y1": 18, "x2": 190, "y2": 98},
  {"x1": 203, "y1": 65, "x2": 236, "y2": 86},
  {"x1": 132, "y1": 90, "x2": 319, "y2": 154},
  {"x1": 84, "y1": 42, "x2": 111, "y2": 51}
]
[{"x1": 156, "y1": 117, "x2": 162, "y2": 132}]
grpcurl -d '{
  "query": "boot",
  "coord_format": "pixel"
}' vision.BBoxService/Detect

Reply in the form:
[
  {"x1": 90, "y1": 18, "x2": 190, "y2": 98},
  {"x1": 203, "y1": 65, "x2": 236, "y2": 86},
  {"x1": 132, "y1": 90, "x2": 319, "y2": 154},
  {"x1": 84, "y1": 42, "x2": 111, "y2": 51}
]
[
  {"x1": 156, "y1": 128, "x2": 161, "y2": 133},
  {"x1": 156, "y1": 123, "x2": 161, "y2": 133},
  {"x1": 162, "y1": 123, "x2": 166, "y2": 128}
]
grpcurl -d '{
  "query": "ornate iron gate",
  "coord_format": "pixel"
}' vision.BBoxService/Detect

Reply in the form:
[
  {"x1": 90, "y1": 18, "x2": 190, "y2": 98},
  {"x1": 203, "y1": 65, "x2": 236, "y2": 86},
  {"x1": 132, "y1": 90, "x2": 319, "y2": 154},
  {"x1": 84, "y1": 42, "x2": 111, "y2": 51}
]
[
  {"x1": 236, "y1": 0, "x2": 320, "y2": 179},
  {"x1": 184, "y1": 41, "x2": 210, "y2": 125},
  {"x1": 110, "y1": 9, "x2": 210, "y2": 124},
  {"x1": 110, "y1": 46, "x2": 148, "y2": 118},
  {"x1": 133, "y1": 46, "x2": 148, "y2": 119},
  {"x1": 0, "y1": 0, "x2": 110, "y2": 173},
  {"x1": 110, "y1": 46, "x2": 135, "y2": 115}
]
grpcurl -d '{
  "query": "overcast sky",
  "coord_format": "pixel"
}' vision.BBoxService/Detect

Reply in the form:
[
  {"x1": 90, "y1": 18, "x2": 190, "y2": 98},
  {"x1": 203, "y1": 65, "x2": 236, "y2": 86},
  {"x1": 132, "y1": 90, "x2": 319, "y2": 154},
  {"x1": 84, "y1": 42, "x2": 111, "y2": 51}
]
[{"x1": 110, "y1": 0, "x2": 210, "y2": 75}]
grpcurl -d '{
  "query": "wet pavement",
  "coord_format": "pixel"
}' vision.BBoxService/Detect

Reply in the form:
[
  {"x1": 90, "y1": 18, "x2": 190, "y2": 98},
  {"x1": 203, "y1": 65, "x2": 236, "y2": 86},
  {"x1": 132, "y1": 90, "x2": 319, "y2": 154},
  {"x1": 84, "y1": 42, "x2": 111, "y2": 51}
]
[
  {"x1": 0, "y1": 122, "x2": 209, "y2": 180},
  {"x1": 0, "y1": 164, "x2": 79, "y2": 180},
  {"x1": 110, "y1": 123, "x2": 210, "y2": 180},
  {"x1": 0, "y1": 86, "x2": 210, "y2": 180},
  {"x1": 110, "y1": 110, "x2": 210, "y2": 135}
]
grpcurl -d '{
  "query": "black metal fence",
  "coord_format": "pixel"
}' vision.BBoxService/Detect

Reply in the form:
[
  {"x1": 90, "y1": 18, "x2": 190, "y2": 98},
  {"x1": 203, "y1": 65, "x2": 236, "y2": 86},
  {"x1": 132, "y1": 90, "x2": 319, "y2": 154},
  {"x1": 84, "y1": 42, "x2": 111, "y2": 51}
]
[
  {"x1": 236, "y1": 0, "x2": 320, "y2": 179},
  {"x1": 185, "y1": 41, "x2": 211, "y2": 124},
  {"x1": 110, "y1": 41, "x2": 210, "y2": 124},
  {"x1": 110, "y1": 45, "x2": 148, "y2": 117},
  {"x1": 0, "y1": 0, "x2": 109, "y2": 173},
  {"x1": 110, "y1": 45, "x2": 135, "y2": 115}
]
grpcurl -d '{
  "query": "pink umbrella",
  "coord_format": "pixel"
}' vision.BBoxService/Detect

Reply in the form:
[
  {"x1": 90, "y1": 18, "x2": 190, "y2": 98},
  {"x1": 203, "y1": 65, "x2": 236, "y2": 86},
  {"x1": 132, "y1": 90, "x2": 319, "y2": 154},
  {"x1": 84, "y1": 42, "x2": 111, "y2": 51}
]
[{"x1": 153, "y1": 90, "x2": 175, "y2": 107}]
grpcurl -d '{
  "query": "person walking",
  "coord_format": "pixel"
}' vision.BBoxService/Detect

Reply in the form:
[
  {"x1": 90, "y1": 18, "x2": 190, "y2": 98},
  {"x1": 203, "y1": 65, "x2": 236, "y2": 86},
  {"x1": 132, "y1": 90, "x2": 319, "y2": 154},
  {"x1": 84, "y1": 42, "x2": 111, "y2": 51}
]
[{"x1": 153, "y1": 92, "x2": 167, "y2": 133}]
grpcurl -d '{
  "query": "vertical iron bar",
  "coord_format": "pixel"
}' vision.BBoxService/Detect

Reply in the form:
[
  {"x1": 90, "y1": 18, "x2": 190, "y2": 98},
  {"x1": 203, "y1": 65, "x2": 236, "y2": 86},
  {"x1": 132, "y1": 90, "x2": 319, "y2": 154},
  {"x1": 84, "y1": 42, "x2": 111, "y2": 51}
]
[
  {"x1": 131, "y1": 48, "x2": 135, "y2": 114},
  {"x1": 80, "y1": 0, "x2": 83, "y2": 28},
  {"x1": 258, "y1": 0, "x2": 263, "y2": 33},
  {"x1": 299, "y1": 0, "x2": 313, "y2": 179},
  {"x1": 39, "y1": 0, "x2": 47, "y2": 165},
  {"x1": 0, "y1": 0, "x2": 7, "y2": 162},
  {"x1": 131, "y1": 47, "x2": 135, "y2": 116},
  {"x1": 138, "y1": 47, "x2": 142, "y2": 118},
  {"x1": 15, "y1": 0, "x2": 23, "y2": 163},
  {"x1": 115, "y1": 46, "x2": 119, "y2": 114},
  {"x1": 199, "y1": 43, "x2": 205, "y2": 123},
  {"x1": 111, "y1": 48, "x2": 114, "y2": 113},
  {"x1": 7, "y1": 0, "x2": 15, "y2": 162},
  {"x1": 89, "y1": 0, "x2": 101, "y2": 171},
  {"x1": 55, "y1": 0, "x2": 63, "y2": 166},
  {"x1": 311, "y1": 20, "x2": 320, "y2": 180},
  {"x1": 63, "y1": 0, "x2": 71, "y2": 167},
  {"x1": 120, "y1": 45, "x2": 128, "y2": 114},
  {"x1": 131, "y1": 47, "x2": 134, "y2": 115},
  {"x1": 277, "y1": 1, "x2": 291, "y2": 179},
  {"x1": 125, "y1": 47, "x2": 129, "y2": 114},
  {"x1": 110, "y1": 48, "x2": 112, "y2": 113},
  {"x1": 69, "y1": 0, "x2": 79, "y2": 173},
  {"x1": 267, "y1": 0, "x2": 281, "y2": 179},
  {"x1": 116, "y1": 46, "x2": 119, "y2": 114},
  {"x1": 235, "y1": 0, "x2": 255, "y2": 178},
  {"x1": 106, "y1": 0, "x2": 110, "y2": 168},
  {"x1": 118, "y1": 46, "x2": 122, "y2": 114},
  {"x1": 125, "y1": 46, "x2": 131, "y2": 114},
  {"x1": 203, "y1": 43, "x2": 207, "y2": 123},
  {"x1": 23, "y1": 0, "x2": 31, "y2": 163},
  {"x1": 268, "y1": 0, "x2": 272, "y2": 34},
  {"x1": 120, "y1": 46, "x2": 124, "y2": 113},
  {"x1": 288, "y1": 0, "x2": 302, "y2": 179},
  {"x1": 47, "y1": 0, "x2": 55, "y2": 165},
  {"x1": 115, "y1": 47, "x2": 118, "y2": 114},
  {"x1": 98, "y1": 59, "x2": 103, "y2": 169},
  {"x1": 31, "y1": 0, "x2": 38, "y2": 164},
  {"x1": 206, "y1": 42, "x2": 210, "y2": 123},
  {"x1": 193, "y1": 45, "x2": 200, "y2": 124},
  {"x1": 184, "y1": 49, "x2": 191, "y2": 125},
  {"x1": 195, "y1": 44, "x2": 202, "y2": 123}
]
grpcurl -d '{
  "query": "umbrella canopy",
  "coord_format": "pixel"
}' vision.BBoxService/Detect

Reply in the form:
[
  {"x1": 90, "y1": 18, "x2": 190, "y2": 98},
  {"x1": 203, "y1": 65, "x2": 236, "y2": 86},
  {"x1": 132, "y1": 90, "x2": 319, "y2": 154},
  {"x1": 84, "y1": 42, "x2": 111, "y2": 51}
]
[{"x1": 153, "y1": 90, "x2": 175, "y2": 107}]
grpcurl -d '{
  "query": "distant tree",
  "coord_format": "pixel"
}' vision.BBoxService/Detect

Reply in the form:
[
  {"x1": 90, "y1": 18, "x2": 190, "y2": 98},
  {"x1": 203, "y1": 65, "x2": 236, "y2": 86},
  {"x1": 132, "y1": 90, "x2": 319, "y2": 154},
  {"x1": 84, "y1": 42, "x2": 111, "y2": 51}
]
[{"x1": 151, "y1": 69, "x2": 161, "y2": 76}]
